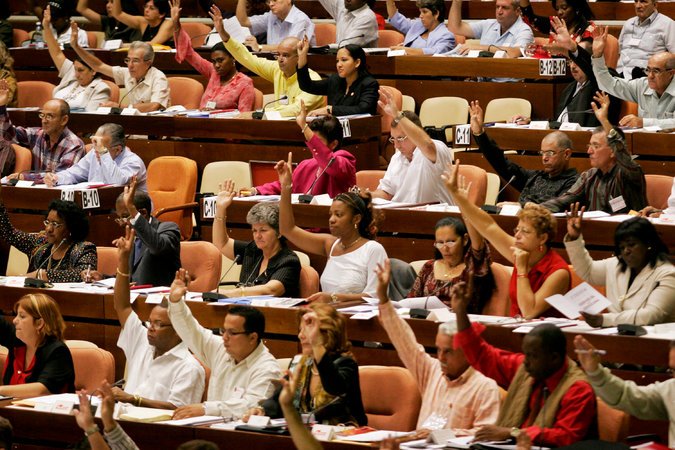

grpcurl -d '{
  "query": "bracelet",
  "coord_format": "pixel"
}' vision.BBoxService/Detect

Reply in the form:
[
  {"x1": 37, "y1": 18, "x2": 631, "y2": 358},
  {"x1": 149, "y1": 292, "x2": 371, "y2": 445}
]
[
  {"x1": 281, "y1": 184, "x2": 292, "y2": 190},
  {"x1": 84, "y1": 424, "x2": 100, "y2": 438},
  {"x1": 517, "y1": 273, "x2": 528, "y2": 278},
  {"x1": 117, "y1": 268, "x2": 130, "y2": 277},
  {"x1": 301, "y1": 124, "x2": 308, "y2": 133},
  {"x1": 240, "y1": 286, "x2": 246, "y2": 297},
  {"x1": 134, "y1": 394, "x2": 142, "y2": 407},
  {"x1": 214, "y1": 216, "x2": 225, "y2": 221}
]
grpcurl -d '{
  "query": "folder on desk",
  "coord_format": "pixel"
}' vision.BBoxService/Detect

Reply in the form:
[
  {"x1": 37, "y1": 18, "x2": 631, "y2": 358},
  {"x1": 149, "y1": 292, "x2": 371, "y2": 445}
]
[{"x1": 119, "y1": 406, "x2": 174, "y2": 422}]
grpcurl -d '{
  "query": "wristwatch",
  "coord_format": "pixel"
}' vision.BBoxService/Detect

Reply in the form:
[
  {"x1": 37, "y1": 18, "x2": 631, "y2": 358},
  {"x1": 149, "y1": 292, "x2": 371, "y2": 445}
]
[
  {"x1": 330, "y1": 292, "x2": 339, "y2": 304},
  {"x1": 392, "y1": 112, "x2": 405, "y2": 128},
  {"x1": 84, "y1": 424, "x2": 100, "y2": 437},
  {"x1": 510, "y1": 427, "x2": 521, "y2": 439}
]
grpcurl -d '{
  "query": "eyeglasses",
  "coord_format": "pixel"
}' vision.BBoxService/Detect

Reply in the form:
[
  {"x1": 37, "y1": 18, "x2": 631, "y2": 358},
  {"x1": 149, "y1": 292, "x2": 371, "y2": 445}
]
[
  {"x1": 38, "y1": 113, "x2": 57, "y2": 120},
  {"x1": 433, "y1": 239, "x2": 460, "y2": 249},
  {"x1": 645, "y1": 66, "x2": 671, "y2": 75},
  {"x1": 513, "y1": 227, "x2": 534, "y2": 235},
  {"x1": 114, "y1": 216, "x2": 131, "y2": 226},
  {"x1": 218, "y1": 328, "x2": 250, "y2": 337},
  {"x1": 143, "y1": 320, "x2": 173, "y2": 330},
  {"x1": 124, "y1": 57, "x2": 148, "y2": 65},
  {"x1": 388, "y1": 136, "x2": 408, "y2": 143},
  {"x1": 538, "y1": 150, "x2": 563, "y2": 158},
  {"x1": 43, "y1": 220, "x2": 64, "y2": 228}
]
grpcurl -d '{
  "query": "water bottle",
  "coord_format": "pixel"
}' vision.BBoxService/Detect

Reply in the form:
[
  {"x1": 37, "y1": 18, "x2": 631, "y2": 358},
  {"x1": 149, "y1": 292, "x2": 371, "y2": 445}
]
[{"x1": 33, "y1": 21, "x2": 45, "y2": 49}]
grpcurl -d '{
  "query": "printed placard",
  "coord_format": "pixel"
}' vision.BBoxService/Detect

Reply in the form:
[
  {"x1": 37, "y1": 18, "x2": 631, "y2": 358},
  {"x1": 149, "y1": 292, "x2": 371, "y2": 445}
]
[
  {"x1": 539, "y1": 58, "x2": 566, "y2": 76},
  {"x1": 81, "y1": 189, "x2": 100, "y2": 209},
  {"x1": 203, "y1": 197, "x2": 217, "y2": 219},
  {"x1": 454, "y1": 124, "x2": 471, "y2": 146},
  {"x1": 339, "y1": 118, "x2": 352, "y2": 138},
  {"x1": 61, "y1": 190, "x2": 75, "y2": 201}
]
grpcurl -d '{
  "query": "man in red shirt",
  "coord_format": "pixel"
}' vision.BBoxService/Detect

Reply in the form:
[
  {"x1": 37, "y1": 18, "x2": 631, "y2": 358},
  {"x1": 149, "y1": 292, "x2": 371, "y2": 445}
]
[{"x1": 451, "y1": 279, "x2": 597, "y2": 447}]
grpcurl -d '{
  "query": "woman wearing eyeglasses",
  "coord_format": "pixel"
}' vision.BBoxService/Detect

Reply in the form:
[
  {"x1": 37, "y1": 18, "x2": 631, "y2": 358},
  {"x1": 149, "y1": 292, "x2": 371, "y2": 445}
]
[
  {"x1": 0, "y1": 189, "x2": 97, "y2": 283},
  {"x1": 408, "y1": 217, "x2": 496, "y2": 314},
  {"x1": 443, "y1": 160, "x2": 570, "y2": 319},
  {"x1": 213, "y1": 180, "x2": 301, "y2": 298}
]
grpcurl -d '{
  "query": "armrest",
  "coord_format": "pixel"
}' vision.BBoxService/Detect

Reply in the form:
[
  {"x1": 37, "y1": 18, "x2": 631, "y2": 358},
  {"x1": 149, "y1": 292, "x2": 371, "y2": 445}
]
[{"x1": 153, "y1": 202, "x2": 199, "y2": 219}]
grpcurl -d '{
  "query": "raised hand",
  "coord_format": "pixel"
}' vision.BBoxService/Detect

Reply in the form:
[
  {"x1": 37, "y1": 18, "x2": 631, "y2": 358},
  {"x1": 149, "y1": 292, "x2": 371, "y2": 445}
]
[
  {"x1": 275, "y1": 152, "x2": 293, "y2": 188},
  {"x1": 70, "y1": 21, "x2": 80, "y2": 48},
  {"x1": 98, "y1": 381, "x2": 117, "y2": 426},
  {"x1": 301, "y1": 311, "x2": 323, "y2": 347},
  {"x1": 73, "y1": 390, "x2": 96, "y2": 431},
  {"x1": 565, "y1": 201, "x2": 585, "y2": 240},
  {"x1": 296, "y1": 35, "x2": 309, "y2": 68},
  {"x1": 168, "y1": 268, "x2": 190, "y2": 302},
  {"x1": 169, "y1": 0, "x2": 181, "y2": 29},
  {"x1": 549, "y1": 16, "x2": 574, "y2": 52},
  {"x1": 377, "y1": 88, "x2": 399, "y2": 118},
  {"x1": 469, "y1": 100, "x2": 484, "y2": 136},
  {"x1": 591, "y1": 25, "x2": 607, "y2": 59},
  {"x1": 449, "y1": 273, "x2": 473, "y2": 314},
  {"x1": 42, "y1": 4, "x2": 52, "y2": 28},
  {"x1": 114, "y1": 225, "x2": 136, "y2": 259},
  {"x1": 122, "y1": 175, "x2": 139, "y2": 216},
  {"x1": 216, "y1": 179, "x2": 236, "y2": 212},
  {"x1": 296, "y1": 99, "x2": 308, "y2": 130},
  {"x1": 209, "y1": 5, "x2": 229, "y2": 41},
  {"x1": 374, "y1": 259, "x2": 391, "y2": 305},
  {"x1": 591, "y1": 91, "x2": 610, "y2": 125},
  {"x1": 441, "y1": 159, "x2": 471, "y2": 202},
  {"x1": 573, "y1": 335, "x2": 602, "y2": 373}
]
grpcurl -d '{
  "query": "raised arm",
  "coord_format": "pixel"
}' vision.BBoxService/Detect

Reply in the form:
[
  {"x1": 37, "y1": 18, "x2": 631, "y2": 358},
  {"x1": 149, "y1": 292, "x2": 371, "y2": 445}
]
[
  {"x1": 43, "y1": 6, "x2": 66, "y2": 71},
  {"x1": 447, "y1": 0, "x2": 475, "y2": 38},
  {"x1": 113, "y1": 225, "x2": 135, "y2": 328},
  {"x1": 212, "y1": 179, "x2": 236, "y2": 260},
  {"x1": 385, "y1": 0, "x2": 398, "y2": 19},
  {"x1": 210, "y1": 5, "x2": 231, "y2": 43},
  {"x1": 69, "y1": 23, "x2": 114, "y2": 77},
  {"x1": 77, "y1": 0, "x2": 103, "y2": 25},
  {"x1": 149, "y1": 19, "x2": 174, "y2": 45},
  {"x1": 236, "y1": 0, "x2": 252, "y2": 28},
  {"x1": 111, "y1": 0, "x2": 145, "y2": 29}
]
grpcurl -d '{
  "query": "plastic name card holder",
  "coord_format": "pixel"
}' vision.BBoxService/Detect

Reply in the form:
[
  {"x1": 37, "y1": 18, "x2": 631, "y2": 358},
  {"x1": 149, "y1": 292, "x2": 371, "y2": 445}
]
[
  {"x1": 529, "y1": 121, "x2": 550, "y2": 130},
  {"x1": 103, "y1": 39, "x2": 123, "y2": 50},
  {"x1": 559, "y1": 122, "x2": 581, "y2": 131}
]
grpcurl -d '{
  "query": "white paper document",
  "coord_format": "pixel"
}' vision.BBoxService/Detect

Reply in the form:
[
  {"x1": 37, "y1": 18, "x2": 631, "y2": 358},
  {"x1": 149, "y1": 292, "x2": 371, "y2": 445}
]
[
  {"x1": 545, "y1": 282, "x2": 611, "y2": 319},
  {"x1": 395, "y1": 296, "x2": 447, "y2": 310}
]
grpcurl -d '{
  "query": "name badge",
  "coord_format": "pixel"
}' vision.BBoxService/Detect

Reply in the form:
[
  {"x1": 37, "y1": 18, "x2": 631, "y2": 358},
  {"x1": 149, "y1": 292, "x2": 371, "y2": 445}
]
[
  {"x1": 609, "y1": 195, "x2": 627, "y2": 212},
  {"x1": 205, "y1": 101, "x2": 217, "y2": 109},
  {"x1": 628, "y1": 38, "x2": 641, "y2": 47}
]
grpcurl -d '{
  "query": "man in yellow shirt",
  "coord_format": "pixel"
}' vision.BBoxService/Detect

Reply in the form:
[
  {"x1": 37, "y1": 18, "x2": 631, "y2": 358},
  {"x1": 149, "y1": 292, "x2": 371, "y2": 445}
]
[{"x1": 210, "y1": 5, "x2": 323, "y2": 117}]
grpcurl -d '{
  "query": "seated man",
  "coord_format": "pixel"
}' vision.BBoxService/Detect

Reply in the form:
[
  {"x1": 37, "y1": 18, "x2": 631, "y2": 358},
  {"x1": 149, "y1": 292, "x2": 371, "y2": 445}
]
[
  {"x1": 375, "y1": 260, "x2": 501, "y2": 433},
  {"x1": 471, "y1": 100, "x2": 579, "y2": 205},
  {"x1": 209, "y1": 5, "x2": 323, "y2": 118},
  {"x1": 617, "y1": 0, "x2": 675, "y2": 80},
  {"x1": 371, "y1": 88, "x2": 454, "y2": 205},
  {"x1": 0, "y1": 81, "x2": 84, "y2": 182},
  {"x1": 541, "y1": 92, "x2": 646, "y2": 214},
  {"x1": 70, "y1": 23, "x2": 170, "y2": 112},
  {"x1": 112, "y1": 226, "x2": 205, "y2": 409},
  {"x1": 447, "y1": 0, "x2": 533, "y2": 59},
  {"x1": 168, "y1": 270, "x2": 281, "y2": 419},
  {"x1": 317, "y1": 0, "x2": 378, "y2": 48},
  {"x1": 452, "y1": 278, "x2": 597, "y2": 446},
  {"x1": 592, "y1": 27, "x2": 674, "y2": 129},
  {"x1": 235, "y1": 0, "x2": 315, "y2": 51},
  {"x1": 575, "y1": 335, "x2": 675, "y2": 448},
  {"x1": 44, "y1": 123, "x2": 147, "y2": 190}
]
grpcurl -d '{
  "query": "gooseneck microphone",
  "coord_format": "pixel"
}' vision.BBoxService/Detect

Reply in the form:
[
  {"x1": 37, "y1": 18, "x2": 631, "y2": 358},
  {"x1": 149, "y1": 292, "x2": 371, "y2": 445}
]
[
  {"x1": 115, "y1": 77, "x2": 146, "y2": 110},
  {"x1": 299, "y1": 157, "x2": 336, "y2": 204},
  {"x1": 252, "y1": 95, "x2": 288, "y2": 120},
  {"x1": 203, "y1": 254, "x2": 241, "y2": 301}
]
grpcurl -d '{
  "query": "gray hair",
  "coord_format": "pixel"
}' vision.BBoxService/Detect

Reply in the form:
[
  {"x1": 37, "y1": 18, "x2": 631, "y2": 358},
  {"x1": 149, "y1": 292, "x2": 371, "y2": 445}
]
[
  {"x1": 97, "y1": 123, "x2": 126, "y2": 148},
  {"x1": 128, "y1": 41, "x2": 155, "y2": 63},
  {"x1": 438, "y1": 321, "x2": 458, "y2": 337},
  {"x1": 246, "y1": 202, "x2": 280, "y2": 234},
  {"x1": 543, "y1": 131, "x2": 573, "y2": 151}
]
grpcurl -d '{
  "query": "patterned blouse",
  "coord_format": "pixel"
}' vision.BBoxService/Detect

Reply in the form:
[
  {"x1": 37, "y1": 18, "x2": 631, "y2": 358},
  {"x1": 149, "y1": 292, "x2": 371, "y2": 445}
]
[
  {"x1": 521, "y1": 7, "x2": 595, "y2": 44},
  {"x1": 0, "y1": 205, "x2": 97, "y2": 283},
  {"x1": 408, "y1": 246, "x2": 493, "y2": 314}
]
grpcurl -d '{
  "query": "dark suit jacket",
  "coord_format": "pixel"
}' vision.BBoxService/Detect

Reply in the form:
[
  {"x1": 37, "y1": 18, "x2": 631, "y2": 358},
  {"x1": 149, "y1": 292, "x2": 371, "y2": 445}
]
[{"x1": 130, "y1": 216, "x2": 181, "y2": 287}]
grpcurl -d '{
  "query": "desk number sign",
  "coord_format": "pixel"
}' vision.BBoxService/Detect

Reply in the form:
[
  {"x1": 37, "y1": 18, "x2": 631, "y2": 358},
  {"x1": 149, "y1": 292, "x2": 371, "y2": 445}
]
[
  {"x1": 455, "y1": 124, "x2": 471, "y2": 146},
  {"x1": 81, "y1": 189, "x2": 101, "y2": 209},
  {"x1": 60, "y1": 190, "x2": 75, "y2": 202},
  {"x1": 539, "y1": 58, "x2": 566, "y2": 76},
  {"x1": 203, "y1": 196, "x2": 217, "y2": 219}
]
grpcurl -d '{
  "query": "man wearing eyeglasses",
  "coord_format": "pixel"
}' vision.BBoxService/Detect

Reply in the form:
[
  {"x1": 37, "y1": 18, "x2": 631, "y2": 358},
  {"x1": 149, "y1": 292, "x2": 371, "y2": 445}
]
[
  {"x1": 168, "y1": 270, "x2": 282, "y2": 420},
  {"x1": 69, "y1": 23, "x2": 170, "y2": 112},
  {"x1": 0, "y1": 80, "x2": 84, "y2": 183},
  {"x1": 471, "y1": 100, "x2": 579, "y2": 206},
  {"x1": 592, "y1": 26, "x2": 674, "y2": 129},
  {"x1": 43, "y1": 123, "x2": 147, "y2": 190},
  {"x1": 371, "y1": 88, "x2": 455, "y2": 205}
]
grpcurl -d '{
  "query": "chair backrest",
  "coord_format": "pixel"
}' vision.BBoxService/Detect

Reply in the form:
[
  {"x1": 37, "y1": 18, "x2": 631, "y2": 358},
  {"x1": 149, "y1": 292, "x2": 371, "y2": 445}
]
[
  {"x1": 181, "y1": 22, "x2": 212, "y2": 48},
  {"x1": 485, "y1": 172, "x2": 500, "y2": 206},
  {"x1": 85, "y1": 31, "x2": 99, "y2": 48},
  {"x1": 201, "y1": 161, "x2": 252, "y2": 194},
  {"x1": 16, "y1": 81, "x2": 56, "y2": 108},
  {"x1": 359, "y1": 365, "x2": 422, "y2": 431},
  {"x1": 484, "y1": 98, "x2": 532, "y2": 123},
  {"x1": 250, "y1": 160, "x2": 289, "y2": 186},
  {"x1": 293, "y1": 250, "x2": 311, "y2": 267},
  {"x1": 6, "y1": 245, "x2": 28, "y2": 276},
  {"x1": 11, "y1": 144, "x2": 32, "y2": 174},
  {"x1": 378, "y1": 86, "x2": 402, "y2": 136},
  {"x1": 355, "y1": 170, "x2": 385, "y2": 192},
  {"x1": 409, "y1": 259, "x2": 427, "y2": 275},
  {"x1": 220, "y1": 255, "x2": 243, "y2": 283},
  {"x1": 96, "y1": 246, "x2": 118, "y2": 276},
  {"x1": 168, "y1": 77, "x2": 204, "y2": 110},
  {"x1": 645, "y1": 174, "x2": 672, "y2": 210},
  {"x1": 13, "y1": 29, "x2": 30, "y2": 47},
  {"x1": 299, "y1": 265, "x2": 320, "y2": 298},
  {"x1": 569, "y1": 264, "x2": 606, "y2": 296},
  {"x1": 483, "y1": 262, "x2": 512, "y2": 316},
  {"x1": 314, "y1": 23, "x2": 336, "y2": 46},
  {"x1": 401, "y1": 95, "x2": 415, "y2": 113},
  {"x1": 180, "y1": 241, "x2": 222, "y2": 292},
  {"x1": 147, "y1": 156, "x2": 198, "y2": 240},
  {"x1": 253, "y1": 88, "x2": 264, "y2": 110},
  {"x1": 102, "y1": 79, "x2": 120, "y2": 104},
  {"x1": 419, "y1": 97, "x2": 469, "y2": 128},
  {"x1": 619, "y1": 100, "x2": 638, "y2": 118},
  {"x1": 458, "y1": 164, "x2": 487, "y2": 206},
  {"x1": 604, "y1": 34, "x2": 619, "y2": 69},
  {"x1": 597, "y1": 397, "x2": 630, "y2": 442},
  {"x1": 377, "y1": 29, "x2": 404, "y2": 47},
  {"x1": 66, "y1": 341, "x2": 115, "y2": 391}
]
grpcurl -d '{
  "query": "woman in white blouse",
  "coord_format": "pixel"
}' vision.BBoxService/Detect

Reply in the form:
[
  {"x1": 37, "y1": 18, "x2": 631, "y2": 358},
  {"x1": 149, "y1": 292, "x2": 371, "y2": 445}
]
[
  {"x1": 43, "y1": 6, "x2": 110, "y2": 111},
  {"x1": 277, "y1": 153, "x2": 387, "y2": 303}
]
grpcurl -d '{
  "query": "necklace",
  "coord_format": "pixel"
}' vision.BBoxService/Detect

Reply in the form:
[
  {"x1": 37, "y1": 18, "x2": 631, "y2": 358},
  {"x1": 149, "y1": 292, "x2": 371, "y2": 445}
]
[
  {"x1": 436, "y1": 260, "x2": 465, "y2": 279},
  {"x1": 47, "y1": 241, "x2": 71, "y2": 271},
  {"x1": 340, "y1": 236, "x2": 361, "y2": 250}
]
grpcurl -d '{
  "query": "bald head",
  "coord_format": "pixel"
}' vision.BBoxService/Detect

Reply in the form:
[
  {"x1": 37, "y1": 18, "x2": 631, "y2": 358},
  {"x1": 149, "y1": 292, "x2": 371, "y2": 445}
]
[
  {"x1": 40, "y1": 99, "x2": 69, "y2": 137},
  {"x1": 276, "y1": 37, "x2": 300, "y2": 78},
  {"x1": 646, "y1": 52, "x2": 674, "y2": 95},
  {"x1": 540, "y1": 131, "x2": 572, "y2": 176}
]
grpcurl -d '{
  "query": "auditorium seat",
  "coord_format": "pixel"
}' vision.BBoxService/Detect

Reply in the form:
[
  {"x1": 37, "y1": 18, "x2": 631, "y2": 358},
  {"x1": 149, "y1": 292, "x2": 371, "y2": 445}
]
[
  {"x1": 458, "y1": 164, "x2": 487, "y2": 206},
  {"x1": 314, "y1": 23, "x2": 336, "y2": 46},
  {"x1": 167, "y1": 77, "x2": 204, "y2": 110},
  {"x1": 355, "y1": 170, "x2": 385, "y2": 192},
  {"x1": 377, "y1": 85, "x2": 403, "y2": 165},
  {"x1": 359, "y1": 365, "x2": 421, "y2": 431},
  {"x1": 66, "y1": 340, "x2": 115, "y2": 391},
  {"x1": 181, "y1": 22, "x2": 211, "y2": 48},
  {"x1": 604, "y1": 34, "x2": 620, "y2": 69},
  {"x1": 483, "y1": 262, "x2": 512, "y2": 316},
  {"x1": 12, "y1": 144, "x2": 32, "y2": 174},
  {"x1": 201, "y1": 161, "x2": 252, "y2": 194},
  {"x1": 598, "y1": 397, "x2": 630, "y2": 442},
  {"x1": 16, "y1": 81, "x2": 56, "y2": 108},
  {"x1": 299, "y1": 265, "x2": 320, "y2": 298},
  {"x1": 147, "y1": 156, "x2": 198, "y2": 240},
  {"x1": 401, "y1": 95, "x2": 415, "y2": 113},
  {"x1": 180, "y1": 241, "x2": 222, "y2": 292},
  {"x1": 484, "y1": 98, "x2": 531, "y2": 124},
  {"x1": 102, "y1": 79, "x2": 120, "y2": 104},
  {"x1": 419, "y1": 97, "x2": 469, "y2": 143},
  {"x1": 6, "y1": 245, "x2": 28, "y2": 276},
  {"x1": 96, "y1": 246, "x2": 118, "y2": 276},
  {"x1": 485, "y1": 172, "x2": 500, "y2": 206},
  {"x1": 86, "y1": 31, "x2": 99, "y2": 48},
  {"x1": 253, "y1": 88, "x2": 264, "y2": 110},
  {"x1": 645, "y1": 174, "x2": 672, "y2": 210},
  {"x1": 377, "y1": 30, "x2": 404, "y2": 47},
  {"x1": 12, "y1": 29, "x2": 30, "y2": 47}
]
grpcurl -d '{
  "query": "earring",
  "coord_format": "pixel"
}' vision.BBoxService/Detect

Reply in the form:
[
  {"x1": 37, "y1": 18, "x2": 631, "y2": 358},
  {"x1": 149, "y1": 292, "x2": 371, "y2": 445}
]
[
  {"x1": 354, "y1": 223, "x2": 358, "y2": 229},
  {"x1": 538, "y1": 244, "x2": 544, "y2": 252}
]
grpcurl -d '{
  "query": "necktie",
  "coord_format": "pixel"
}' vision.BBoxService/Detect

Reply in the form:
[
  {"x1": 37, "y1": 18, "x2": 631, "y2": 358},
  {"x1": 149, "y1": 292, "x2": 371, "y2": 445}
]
[{"x1": 133, "y1": 238, "x2": 143, "y2": 267}]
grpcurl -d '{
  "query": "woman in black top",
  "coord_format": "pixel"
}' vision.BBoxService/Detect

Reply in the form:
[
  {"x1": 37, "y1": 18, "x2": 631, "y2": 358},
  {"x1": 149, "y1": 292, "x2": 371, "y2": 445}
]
[
  {"x1": 111, "y1": 0, "x2": 174, "y2": 46},
  {"x1": 77, "y1": 0, "x2": 139, "y2": 42},
  {"x1": 0, "y1": 293, "x2": 75, "y2": 397},
  {"x1": 212, "y1": 179, "x2": 301, "y2": 298},
  {"x1": 296, "y1": 38, "x2": 379, "y2": 117}
]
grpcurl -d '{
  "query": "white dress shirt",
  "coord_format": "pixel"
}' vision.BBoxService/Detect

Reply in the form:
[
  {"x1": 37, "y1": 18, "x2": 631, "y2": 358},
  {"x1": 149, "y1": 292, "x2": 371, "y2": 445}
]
[
  {"x1": 618, "y1": 11, "x2": 675, "y2": 79},
  {"x1": 54, "y1": 146, "x2": 148, "y2": 190},
  {"x1": 249, "y1": 5, "x2": 316, "y2": 46},
  {"x1": 317, "y1": 0, "x2": 378, "y2": 47},
  {"x1": 111, "y1": 66, "x2": 170, "y2": 109}
]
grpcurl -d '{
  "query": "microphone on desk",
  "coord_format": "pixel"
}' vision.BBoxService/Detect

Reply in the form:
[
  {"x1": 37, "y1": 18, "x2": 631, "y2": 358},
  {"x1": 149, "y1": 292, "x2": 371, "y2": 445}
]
[
  {"x1": 252, "y1": 95, "x2": 288, "y2": 120},
  {"x1": 481, "y1": 175, "x2": 516, "y2": 214},
  {"x1": 113, "y1": 77, "x2": 145, "y2": 113},
  {"x1": 298, "y1": 157, "x2": 336, "y2": 204},
  {"x1": 410, "y1": 279, "x2": 454, "y2": 319},
  {"x1": 24, "y1": 239, "x2": 65, "y2": 288},
  {"x1": 202, "y1": 254, "x2": 241, "y2": 301},
  {"x1": 7, "y1": 170, "x2": 43, "y2": 185},
  {"x1": 310, "y1": 34, "x2": 365, "y2": 54},
  {"x1": 617, "y1": 281, "x2": 658, "y2": 336},
  {"x1": 305, "y1": 393, "x2": 347, "y2": 425}
]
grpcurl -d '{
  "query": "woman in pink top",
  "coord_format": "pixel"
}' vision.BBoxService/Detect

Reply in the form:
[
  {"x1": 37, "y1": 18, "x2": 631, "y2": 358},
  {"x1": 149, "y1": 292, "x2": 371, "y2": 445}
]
[{"x1": 171, "y1": 0, "x2": 255, "y2": 111}]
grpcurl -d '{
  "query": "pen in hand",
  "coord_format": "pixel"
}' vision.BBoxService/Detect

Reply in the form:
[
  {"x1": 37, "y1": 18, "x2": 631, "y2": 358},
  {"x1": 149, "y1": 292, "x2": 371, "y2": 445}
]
[{"x1": 574, "y1": 349, "x2": 607, "y2": 356}]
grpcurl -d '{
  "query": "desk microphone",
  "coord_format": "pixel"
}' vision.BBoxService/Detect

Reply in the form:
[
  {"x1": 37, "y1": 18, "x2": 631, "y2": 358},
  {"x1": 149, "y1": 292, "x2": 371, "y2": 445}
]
[
  {"x1": 481, "y1": 175, "x2": 516, "y2": 214},
  {"x1": 25, "y1": 239, "x2": 65, "y2": 288},
  {"x1": 115, "y1": 77, "x2": 145, "y2": 111},
  {"x1": 203, "y1": 254, "x2": 241, "y2": 301},
  {"x1": 299, "y1": 157, "x2": 335, "y2": 204},
  {"x1": 305, "y1": 393, "x2": 346, "y2": 425},
  {"x1": 252, "y1": 95, "x2": 288, "y2": 120},
  {"x1": 7, "y1": 170, "x2": 43, "y2": 185},
  {"x1": 617, "y1": 281, "x2": 659, "y2": 336},
  {"x1": 410, "y1": 279, "x2": 454, "y2": 319}
]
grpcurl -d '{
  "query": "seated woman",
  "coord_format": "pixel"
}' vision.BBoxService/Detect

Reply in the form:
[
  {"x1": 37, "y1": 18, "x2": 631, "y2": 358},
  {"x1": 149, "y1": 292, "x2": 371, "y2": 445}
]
[
  {"x1": 385, "y1": 0, "x2": 455, "y2": 55},
  {"x1": 253, "y1": 100, "x2": 356, "y2": 197},
  {"x1": 408, "y1": 217, "x2": 496, "y2": 314},
  {"x1": 296, "y1": 39, "x2": 379, "y2": 117},
  {"x1": 0, "y1": 42, "x2": 16, "y2": 107},
  {"x1": 565, "y1": 204, "x2": 675, "y2": 327},
  {"x1": 112, "y1": 0, "x2": 173, "y2": 46},
  {"x1": 443, "y1": 160, "x2": 570, "y2": 319},
  {"x1": 247, "y1": 304, "x2": 367, "y2": 425},
  {"x1": 0, "y1": 191, "x2": 97, "y2": 283},
  {"x1": 77, "y1": 0, "x2": 140, "y2": 43},
  {"x1": 519, "y1": 0, "x2": 594, "y2": 47},
  {"x1": 213, "y1": 180, "x2": 301, "y2": 297},
  {"x1": 277, "y1": 154, "x2": 387, "y2": 303},
  {"x1": 171, "y1": 0, "x2": 255, "y2": 111},
  {"x1": 0, "y1": 293, "x2": 75, "y2": 397},
  {"x1": 43, "y1": 6, "x2": 111, "y2": 111}
]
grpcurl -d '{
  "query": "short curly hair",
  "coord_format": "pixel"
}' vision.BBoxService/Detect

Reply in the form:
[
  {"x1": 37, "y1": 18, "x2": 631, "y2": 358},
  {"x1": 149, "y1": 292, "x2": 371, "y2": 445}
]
[
  {"x1": 47, "y1": 199, "x2": 90, "y2": 242},
  {"x1": 517, "y1": 202, "x2": 557, "y2": 243},
  {"x1": 246, "y1": 202, "x2": 280, "y2": 234}
]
